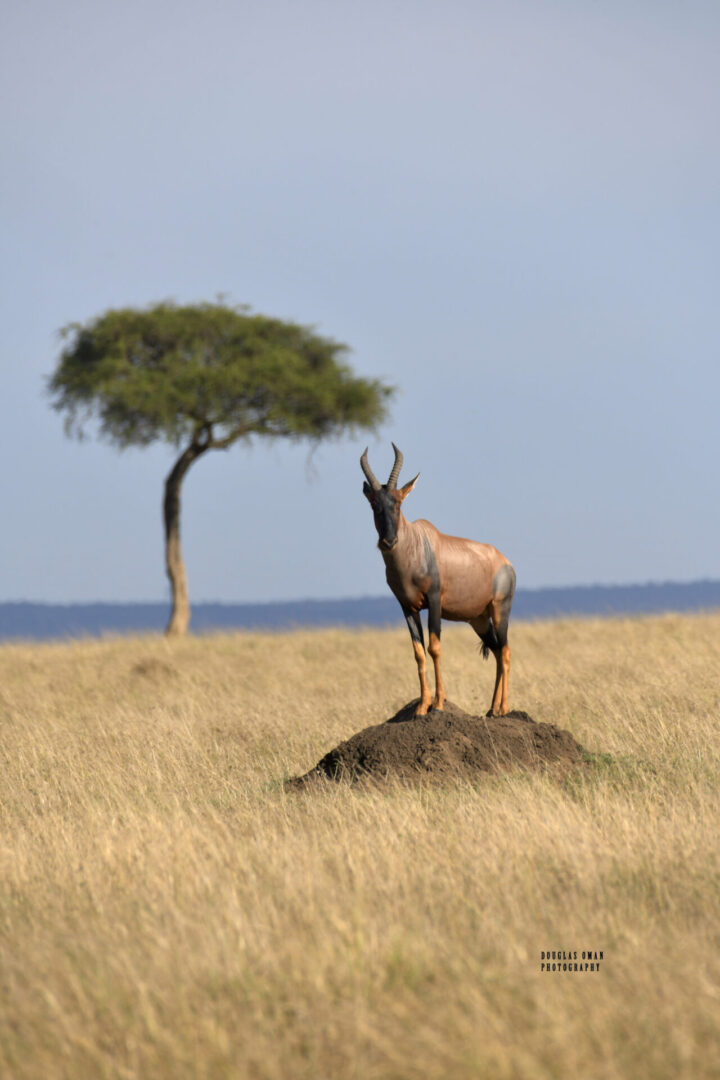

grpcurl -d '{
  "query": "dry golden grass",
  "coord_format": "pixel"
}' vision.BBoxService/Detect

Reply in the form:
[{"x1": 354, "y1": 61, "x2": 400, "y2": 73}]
[{"x1": 1, "y1": 613, "x2": 719, "y2": 1079}]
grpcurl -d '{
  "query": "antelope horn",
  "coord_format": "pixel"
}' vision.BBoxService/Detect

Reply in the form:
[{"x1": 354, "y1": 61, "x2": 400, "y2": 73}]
[
  {"x1": 360, "y1": 447, "x2": 381, "y2": 491},
  {"x1": 387, "y1": 442, "x2": 404, "y2": 489}
]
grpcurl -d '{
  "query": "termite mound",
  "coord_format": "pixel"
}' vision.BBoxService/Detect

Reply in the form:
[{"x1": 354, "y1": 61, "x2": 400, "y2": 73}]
[{"x1": 286, "y1": 700, "x2": 588, "y2": 789}]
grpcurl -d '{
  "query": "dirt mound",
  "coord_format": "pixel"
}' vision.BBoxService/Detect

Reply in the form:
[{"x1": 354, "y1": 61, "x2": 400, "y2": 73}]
[{"x1": 288, "y1": 700, "x2": 587, "y2": 788}]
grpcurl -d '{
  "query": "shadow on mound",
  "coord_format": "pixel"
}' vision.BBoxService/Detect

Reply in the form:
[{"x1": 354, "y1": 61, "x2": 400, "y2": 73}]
[{"x1": 286, "y1": 700, "x2": 588, "y2": 789}]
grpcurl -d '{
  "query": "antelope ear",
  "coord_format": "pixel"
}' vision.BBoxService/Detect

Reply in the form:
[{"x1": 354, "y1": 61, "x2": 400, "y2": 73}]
[
  {"x1": 397, "y1": 473, "x2": 419, "y2": 501},
  {"x1": 363, "y1": 481, "x2": 376, "y2": 504}
]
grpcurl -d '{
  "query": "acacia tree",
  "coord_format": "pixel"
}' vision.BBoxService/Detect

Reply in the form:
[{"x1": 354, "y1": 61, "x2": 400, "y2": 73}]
[{"x1": 48, "y1": 300, "x2": 394, "y2": 635}]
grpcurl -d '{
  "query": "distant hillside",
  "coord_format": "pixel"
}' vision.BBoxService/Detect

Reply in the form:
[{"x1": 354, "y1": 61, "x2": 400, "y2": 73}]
[{"x1": 2, "y1": 580, "x2": 720, "y2": 641}]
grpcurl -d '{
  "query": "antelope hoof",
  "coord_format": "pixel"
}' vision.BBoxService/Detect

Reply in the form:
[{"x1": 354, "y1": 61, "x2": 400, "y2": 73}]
[
  {"x1": 415, "y1": 701, "x2": 431, "y2": 717},
  {"x1": 432, "y1": 698, "x2": 445, "y2": 711},
  {"x1": 487, "y1": 707, "x2": 508, "y2": 718}
]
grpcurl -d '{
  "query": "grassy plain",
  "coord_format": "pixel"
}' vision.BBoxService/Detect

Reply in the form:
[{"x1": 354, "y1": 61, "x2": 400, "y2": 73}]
[{"x1": 1, "y1": 613, "x2": 719, "y2": 1079}]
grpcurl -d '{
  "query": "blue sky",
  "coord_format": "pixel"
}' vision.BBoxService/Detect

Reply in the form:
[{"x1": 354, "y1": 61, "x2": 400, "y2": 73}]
[{"x1": 1, "y1": 0, "x2": 719, "y2": 603}]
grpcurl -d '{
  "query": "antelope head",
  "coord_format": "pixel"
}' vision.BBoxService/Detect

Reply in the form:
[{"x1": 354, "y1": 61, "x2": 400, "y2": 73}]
[{"x1": 361, "y1": 443, "x2": 419, "y2": 553}]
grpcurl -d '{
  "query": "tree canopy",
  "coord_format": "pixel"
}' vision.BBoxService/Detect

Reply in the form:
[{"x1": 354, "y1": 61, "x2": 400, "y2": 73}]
[
  {"x1": 49, "y1": 300, "x2": 393, "y2": 450},
  {"x1": 48, "y1": 300, "x2": 395, "y2": 634}
]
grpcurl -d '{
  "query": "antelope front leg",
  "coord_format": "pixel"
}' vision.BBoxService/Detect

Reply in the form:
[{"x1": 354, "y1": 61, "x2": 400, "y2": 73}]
[
  {"x1": 404, "y1": 608, "x2": 432, "y2": 716},
  {"x1": 427, "y1": 590, "x2": 445, "y2": 710},
  {"x1": 412, "y1": 641, "x2": 433, "y2": 715}
]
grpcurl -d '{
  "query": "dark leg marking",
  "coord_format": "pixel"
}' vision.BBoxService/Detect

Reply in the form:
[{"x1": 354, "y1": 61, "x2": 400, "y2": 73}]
[
  {"x1": 479, "y1": 623, "x2": 499, "y2": 659},
  {"x1": 404, "y1": 607, "x2": 425, "y2": 651}
]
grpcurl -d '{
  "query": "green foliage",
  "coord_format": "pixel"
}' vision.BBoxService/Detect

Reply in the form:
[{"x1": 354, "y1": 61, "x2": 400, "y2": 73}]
[{"x1": 48, "y1": 301, "x2": 394, "y2": 449}]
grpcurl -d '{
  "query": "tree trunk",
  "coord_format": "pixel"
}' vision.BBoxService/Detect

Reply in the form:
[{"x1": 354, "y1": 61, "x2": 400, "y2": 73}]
[{"x1": 163, "y1": 441, "x2": 209, "y2": 636}]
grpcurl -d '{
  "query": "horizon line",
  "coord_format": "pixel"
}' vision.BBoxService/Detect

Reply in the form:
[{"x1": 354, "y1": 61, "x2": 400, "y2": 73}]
[{"x1": 2, "y1": 577, "x2": 720, "y2": 607}]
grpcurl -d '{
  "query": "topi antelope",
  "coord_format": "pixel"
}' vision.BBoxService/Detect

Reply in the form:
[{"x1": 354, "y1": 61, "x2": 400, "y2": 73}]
[{"x1": 361, "y1": 444, "x2": 516, "y2": 717}]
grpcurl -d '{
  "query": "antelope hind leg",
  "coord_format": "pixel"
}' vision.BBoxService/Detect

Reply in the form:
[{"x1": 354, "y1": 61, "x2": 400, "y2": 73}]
[
  {"x1": 487, "y1": 566, "x2": 515, "y2": 716},
  {"x1": 489, "y1": 647, "x2": 504, "y2": 716},
  {"x1": 469, "y1": 612, "x2": 500, "y2": 716}
]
